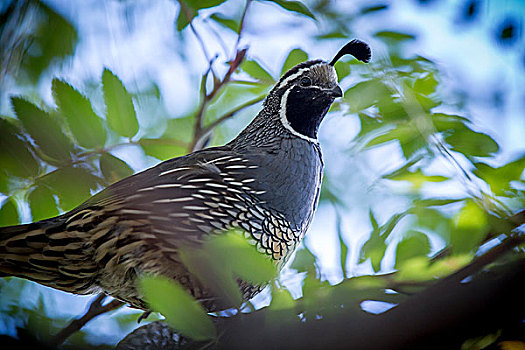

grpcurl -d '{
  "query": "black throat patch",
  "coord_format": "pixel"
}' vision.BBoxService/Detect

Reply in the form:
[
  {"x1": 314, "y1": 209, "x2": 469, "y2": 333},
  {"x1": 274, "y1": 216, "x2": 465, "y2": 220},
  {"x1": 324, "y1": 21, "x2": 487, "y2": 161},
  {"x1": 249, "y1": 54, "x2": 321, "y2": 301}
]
[{"x1": 284, "y1": 86, "x2": 333, "y2": 139}]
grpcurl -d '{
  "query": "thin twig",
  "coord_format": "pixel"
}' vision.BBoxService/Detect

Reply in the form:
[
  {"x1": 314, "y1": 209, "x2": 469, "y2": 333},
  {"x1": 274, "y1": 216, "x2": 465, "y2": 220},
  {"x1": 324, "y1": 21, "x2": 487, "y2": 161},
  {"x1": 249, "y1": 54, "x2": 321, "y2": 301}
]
[
  {"x1": 233, "y1": 0, "x2": 251, "y2": 54},
  {"x1": 194, "y1": 95, "x2": 265, "y2": 148},
  {"x1": 187, "y1": 0, "x2": 253, "y2": 152},
  {"x1": 48, "y1": 294, "x2": 124, "y2": 348}
]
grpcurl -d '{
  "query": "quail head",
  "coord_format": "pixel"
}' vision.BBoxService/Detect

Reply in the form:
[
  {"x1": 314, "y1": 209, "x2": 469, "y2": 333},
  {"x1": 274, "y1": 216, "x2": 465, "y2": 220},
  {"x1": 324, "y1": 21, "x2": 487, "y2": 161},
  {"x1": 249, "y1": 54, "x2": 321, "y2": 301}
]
[{"x1": 0, "y1": 40, "x2": 371, "y2": 311}]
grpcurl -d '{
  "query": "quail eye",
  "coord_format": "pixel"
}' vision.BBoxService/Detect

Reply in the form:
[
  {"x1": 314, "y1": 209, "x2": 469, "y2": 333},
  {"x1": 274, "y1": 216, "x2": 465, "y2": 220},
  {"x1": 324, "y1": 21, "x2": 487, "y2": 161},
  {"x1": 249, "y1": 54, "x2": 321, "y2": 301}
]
[{"x1": 300, "y1": 77, "x2": 312, "y2": 87}]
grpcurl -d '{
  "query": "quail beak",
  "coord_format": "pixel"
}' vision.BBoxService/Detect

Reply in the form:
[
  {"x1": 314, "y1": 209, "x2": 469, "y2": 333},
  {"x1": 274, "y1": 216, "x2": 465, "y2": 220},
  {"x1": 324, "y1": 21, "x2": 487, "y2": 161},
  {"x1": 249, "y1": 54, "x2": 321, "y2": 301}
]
[{"x1": 326, "y1": 85, "x2": 343, "y2": 98}]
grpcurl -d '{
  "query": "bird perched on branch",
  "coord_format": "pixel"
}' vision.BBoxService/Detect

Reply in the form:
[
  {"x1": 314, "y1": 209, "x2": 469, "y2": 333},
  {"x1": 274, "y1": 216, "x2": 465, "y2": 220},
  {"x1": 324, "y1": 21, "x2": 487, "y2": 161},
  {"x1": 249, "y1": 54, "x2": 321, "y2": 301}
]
[{"x1": 0, "y1": 40, "x2": 371, "y2": 311}]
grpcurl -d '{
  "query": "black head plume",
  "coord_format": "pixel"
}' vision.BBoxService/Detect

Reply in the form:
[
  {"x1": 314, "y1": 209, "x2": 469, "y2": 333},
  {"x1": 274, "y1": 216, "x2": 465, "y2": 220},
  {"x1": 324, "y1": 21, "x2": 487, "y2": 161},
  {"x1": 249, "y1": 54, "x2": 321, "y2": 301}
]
[{"x1": 329, "y1": 39, "x2": 371, "y2": 66}]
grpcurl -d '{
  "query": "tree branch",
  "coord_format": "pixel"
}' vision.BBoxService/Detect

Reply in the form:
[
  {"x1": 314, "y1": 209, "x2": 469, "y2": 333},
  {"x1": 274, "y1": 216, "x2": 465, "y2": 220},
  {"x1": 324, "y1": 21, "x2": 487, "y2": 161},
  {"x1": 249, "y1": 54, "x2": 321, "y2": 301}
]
[
  {"x1": 194, "y1": 95, "x2": 265, "y2": 148},
  {"x1": 48, "y1": 294, "x2": 123, "y2": 348}
]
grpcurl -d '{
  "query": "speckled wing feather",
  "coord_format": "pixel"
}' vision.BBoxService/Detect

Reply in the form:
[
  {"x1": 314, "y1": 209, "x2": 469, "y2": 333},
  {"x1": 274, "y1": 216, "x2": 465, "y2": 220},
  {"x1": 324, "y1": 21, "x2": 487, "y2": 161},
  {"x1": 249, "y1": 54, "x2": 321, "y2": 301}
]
[{"x1": 0, "y1": 146, "x2": 302, "y2": 309}]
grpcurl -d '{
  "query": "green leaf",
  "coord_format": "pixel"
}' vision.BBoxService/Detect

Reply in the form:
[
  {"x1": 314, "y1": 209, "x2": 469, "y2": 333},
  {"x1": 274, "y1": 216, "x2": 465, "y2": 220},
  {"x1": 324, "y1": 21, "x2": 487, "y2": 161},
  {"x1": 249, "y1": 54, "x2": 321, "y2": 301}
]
[
  {"x1": 385, "y1": 168, "x2": 448, "y2": 190},
  {"x1": 184, "y1": 0, "x2": 226, "y2": 9},
  {"x1": 206, "y1": 231, "x2": 277, "y2": 284},
  {"x1": 473, "y1": 156, "x2": 525, "y2": 196},
  {"x1": 360, "y1": 212, "x2": 404, "y2": 273},
  {"x1": 263, "y1": 0, "x2": 315, "y2": 20},
  {"x1": 210, "y1": 13, "x2": 241, "y2": 33},
  {"x1": 281, "y1": 48, "x2": 308, "y2": 75},
  {"x1": 38, "y1": 167, "x2": 101, "y2": 211},
  {"x1": 432, "y1": 113, "x2": 470, "y2": 132},
  {"x1": 0, "y1": 118, "x2": 40, "y2": 178},
  {"x1": 0, "y1": 198, "x2": 19, "y2": 226},
  {"x1": 28, "y1": 186, "x2": 59, "y2": 222},
  {"x1": 344, "y1": 79, "x2": 391, "y2": 114},
  {"x1": 374, "y1": 30, "x2": 417, "y2": 42},
  {"x1": 290, "y1": 247, "x2": 317, "y2": 273},
  {"x1": 22, "y1": 2, "x2": 78, "y2": 83},
  {"x1": 369, "y1": 210, "x2": 379, "y2": 230},
  {"x1": 241, "y1": 59, "x2": 275, "y2": 83},
  {"x1": 179, "y1": 243, "x2": 243, "y2": 307},
  {"x1": 451, "y1": 200, "x2": 490, "y2": 254},
  {"x1": 52, "y1": 79, "x2": 107, "y2": 149},
  {"x1": 444, "y1": 125, "x2": 499, "y2": 158},
  {"x1": 413, "y1": 72, "x2": 438, "y2": 96},
  {"x1": 360, "y1": 230, "x2": 387, "y2": 273},
  {"x1": 269, "y1": 286, "x2": 295, "y2": 310},
  {"x1": 395, "y1": 231, "x2": 431, "y2": 269},
  {"x1": 336, "y1": 215, "x2": 349, "y2": 277},
  {"x1": 139, "y1": 275, "x2": 216, "y2": 341},
  {"x1": 99, "y1": 153, "x2": 134, "y2": 184},
  {"x1": 139, "y1": 138, "x2": 187, "y2": 161},
  {"x1": 102, "y1": 69, "x2": 139, "y2": 138},
  {"x1": 360, "y1": 4, "x2": 388, "y2": 15},
  {"x1": 176, "y1": 0, "x2": 227, "y2": 31},
  {"x1": 365, "y1": 123, "x2": 428, "y2": 159},
  {"x1": 164, "y1": 115, "x2": 195, "y2": 144},
  {"x1": 11, "y1": 97, "x2": 74, "y2": 163}
]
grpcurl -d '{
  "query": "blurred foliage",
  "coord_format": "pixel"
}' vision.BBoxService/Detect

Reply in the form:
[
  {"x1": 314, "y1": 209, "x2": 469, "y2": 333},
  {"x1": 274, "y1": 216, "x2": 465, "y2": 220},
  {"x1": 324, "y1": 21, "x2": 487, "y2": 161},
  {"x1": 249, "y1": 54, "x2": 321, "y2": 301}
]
[{"x1": 0, "y1": 0, "x2": 524, "y2": 348}]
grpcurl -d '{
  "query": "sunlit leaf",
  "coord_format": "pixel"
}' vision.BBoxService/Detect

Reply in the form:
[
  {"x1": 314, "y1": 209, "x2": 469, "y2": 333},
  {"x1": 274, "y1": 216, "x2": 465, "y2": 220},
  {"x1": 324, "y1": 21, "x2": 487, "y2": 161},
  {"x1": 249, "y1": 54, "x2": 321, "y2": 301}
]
[
  {"x1": 451, "y1": 200, "x2": 490, "y2": 254},
  {"x1": 164, "y1": 115, "x2": 195, "y2": 144},
  {"x1": 395, "y1": 231, "x2": 431, "y2": 269},
  {"x1": 206, "y1": 231, "x2": 277, "y2": 284},
  {"x1": 385, "y1": 168, "x2": 448, "y2": 189},
  {"x1": 11, "y1": 97, "x2": 74, "y2": 163},
  {"x1": 428, "y1": 254, "x2": 472, "y2": 278},
  {"x1": 413, "y1": 72, "x2": 438, "y2": 96},
  {"x1": 28, "y1": 186, "x2": 59, "y2": 222},
  {"x1": 0, "y1": 198, "x2": 19, "y2": 226},
  {"x1": 52, "y1": 79, "x2": 107, "y2": 149},
  {"x1": 263, "y1": 0, "x2": 315, "y2": 20},
  {"x1": 139, "y1": 275, "x2": 216, "y2": 341},
  {"x1": 281, "y1": 48, "x2": 308, "y2": 75},
  {"x1": 179, "y1": 243, "x2": 243, "y2": 307},
  {"x1": 0, "y1": 118, "x2": 40, "y2": 178},
  {"x1": 473, "y1": 156, "x2": 525, "y2": 196},
  {"x1": 99, "y1": 153, "x2": 134, "y2": 184},
  {"x1": 139, "y1": 138, "x2": 187, "y2": 160},
  {"x1": 432, "y1": 113, "x2": 470, "y2": 132},
  {"x1": 241, "y1": 59, "x2": 275, "y2": 83},
  {"x1": 377, "y1": 99, "x2": 408, "y2": 121},
  {"x1": 102, "y1": 68, "x2": 139, "y2": 138},
  {"x1": 269, "y1": 286, "x2": 295, "y2": 310}
]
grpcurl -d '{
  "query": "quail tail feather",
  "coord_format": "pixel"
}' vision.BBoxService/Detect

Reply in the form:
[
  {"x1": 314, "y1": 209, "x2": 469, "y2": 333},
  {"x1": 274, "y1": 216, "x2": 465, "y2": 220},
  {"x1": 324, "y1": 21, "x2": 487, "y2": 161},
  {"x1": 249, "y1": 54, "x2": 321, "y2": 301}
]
[{"x1": 0, "y1": 218, "x2": 98, "y2": 294}]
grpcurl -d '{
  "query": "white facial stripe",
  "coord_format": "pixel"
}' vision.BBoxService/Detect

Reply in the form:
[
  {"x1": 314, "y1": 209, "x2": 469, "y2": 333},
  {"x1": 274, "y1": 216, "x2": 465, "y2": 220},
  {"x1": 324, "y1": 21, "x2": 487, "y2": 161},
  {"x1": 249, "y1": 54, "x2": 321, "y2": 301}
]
[
  {"x1": 276, "y1": 63, "x2": 325, "y2": 90},
  {"x1": 279, "y1": 88, "x2": 319, "y2": 144}
]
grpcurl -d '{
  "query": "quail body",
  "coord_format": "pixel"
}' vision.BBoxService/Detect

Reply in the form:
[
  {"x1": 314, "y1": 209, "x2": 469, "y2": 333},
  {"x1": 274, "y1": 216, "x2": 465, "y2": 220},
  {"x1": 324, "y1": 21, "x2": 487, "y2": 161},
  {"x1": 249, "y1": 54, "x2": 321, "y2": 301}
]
[{"x1": 0, "y1": 40, "x2": 370, "y2": 311}]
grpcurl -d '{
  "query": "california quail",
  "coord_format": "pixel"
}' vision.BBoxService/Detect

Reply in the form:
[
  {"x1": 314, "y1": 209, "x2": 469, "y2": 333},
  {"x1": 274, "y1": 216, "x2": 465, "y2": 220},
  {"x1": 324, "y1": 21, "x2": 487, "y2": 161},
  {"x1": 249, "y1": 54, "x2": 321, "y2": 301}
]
[{"x1": 0, "y1": 40, "x2": 371, "y2": 311}]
